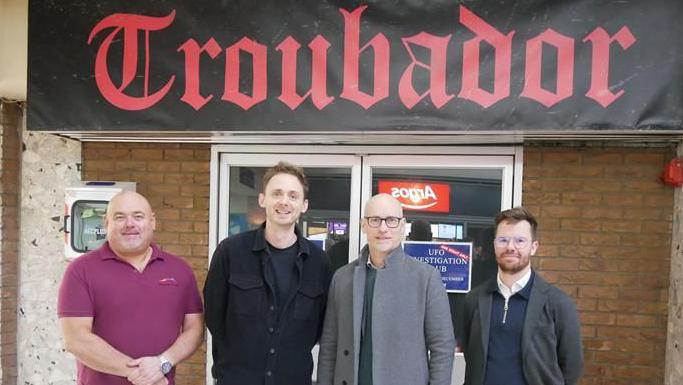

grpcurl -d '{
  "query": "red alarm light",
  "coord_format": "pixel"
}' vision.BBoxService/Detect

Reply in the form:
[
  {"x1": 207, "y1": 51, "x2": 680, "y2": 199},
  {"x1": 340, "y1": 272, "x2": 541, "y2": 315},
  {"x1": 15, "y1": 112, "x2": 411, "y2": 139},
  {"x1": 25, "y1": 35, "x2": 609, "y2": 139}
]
[{"x1": 662, "y1": 158, "x2": 683, "y2": 187}]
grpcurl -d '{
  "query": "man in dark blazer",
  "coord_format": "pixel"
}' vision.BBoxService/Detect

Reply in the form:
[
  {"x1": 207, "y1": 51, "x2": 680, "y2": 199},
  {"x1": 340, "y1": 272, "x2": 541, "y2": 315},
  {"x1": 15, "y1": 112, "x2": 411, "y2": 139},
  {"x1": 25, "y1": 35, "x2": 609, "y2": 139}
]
[{"x1": 459, "y1": 206, "x2": 583, "y2": 385}]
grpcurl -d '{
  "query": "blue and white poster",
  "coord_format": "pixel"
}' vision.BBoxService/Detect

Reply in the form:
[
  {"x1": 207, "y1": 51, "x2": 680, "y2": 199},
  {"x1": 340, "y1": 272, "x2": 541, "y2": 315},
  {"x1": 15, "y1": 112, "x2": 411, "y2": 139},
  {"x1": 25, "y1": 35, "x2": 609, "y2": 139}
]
[{"x1": 404, "y1": 241, "x2": 472, "y2": 293}]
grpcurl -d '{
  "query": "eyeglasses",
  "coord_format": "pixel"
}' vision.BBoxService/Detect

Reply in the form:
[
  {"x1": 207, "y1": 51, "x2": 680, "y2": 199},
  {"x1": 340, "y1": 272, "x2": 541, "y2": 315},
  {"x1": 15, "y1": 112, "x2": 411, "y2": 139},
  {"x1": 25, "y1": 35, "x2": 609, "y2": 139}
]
[
  {"x1": 493, "y1": 236, "x2": 532, "y2": 248},
  {"x1": 364, "y1": 216, "x2": 403, "y2": 228}
]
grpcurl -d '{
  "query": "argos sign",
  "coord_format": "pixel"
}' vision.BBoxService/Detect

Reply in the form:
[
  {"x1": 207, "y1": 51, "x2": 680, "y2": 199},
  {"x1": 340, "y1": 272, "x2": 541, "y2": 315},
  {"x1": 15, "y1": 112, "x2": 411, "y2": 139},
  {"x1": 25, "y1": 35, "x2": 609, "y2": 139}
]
[{"x1": 378, "y1": 180, "x2": 450, "y2": 213}]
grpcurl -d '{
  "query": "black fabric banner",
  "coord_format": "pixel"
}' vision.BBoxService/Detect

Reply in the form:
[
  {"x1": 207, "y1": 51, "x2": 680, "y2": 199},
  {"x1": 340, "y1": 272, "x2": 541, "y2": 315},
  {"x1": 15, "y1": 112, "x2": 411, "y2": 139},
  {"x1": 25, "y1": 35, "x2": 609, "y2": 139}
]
[{"x1": 28, "y1": 0, "x2": 683, "y2": 132}]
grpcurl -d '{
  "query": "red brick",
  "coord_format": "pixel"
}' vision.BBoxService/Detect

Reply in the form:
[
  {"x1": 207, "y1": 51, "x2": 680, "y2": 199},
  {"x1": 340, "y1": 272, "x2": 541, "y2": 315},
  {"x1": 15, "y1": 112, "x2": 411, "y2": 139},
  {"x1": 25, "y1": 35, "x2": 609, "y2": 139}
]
[
  {"x1": 163, "y1": 196, "x2": 195, "y2": 209},
  {"x1": 561, "y1": 219, "x2": 601, "y2": 232},
  {"x1": 543, "y1": 152, "x2": 581, "y2": 164},
  {"x1": 642, "y1": 193, "x2": 673, "y2": 207},
  {"x1": 581, "y1": 311, "x2": 617, "y2": 325},
  {"x1": 164, "y1": 173, "x2": 195, "y2": 185},
  {"x1": 164, "y1": 149, "x2": 195, "y2": 161},
  {"x1": 582, "y1": 153, "x2": 623, "y2": 165},
  {"x1": 580, "y1": 233, "x2": 620, "y2": 246},
  {"x1": 147, "y1": 161, "x2": 181, "y2": 172},
  {"x1": 181, "y1": 161, "x2": 209, "y2": 173},
  {"x1": 624, "y1": 153, "x2": 665, "y2": 164},
  {"x1": 562, "y1": 192, "x2": 602, "y2": 205},
  {"x1": 130, "y1": 149, "x2": 163, "y2": 160},
  {"x1": 542, "y1": 205, "x2": 582, "y2": 218},
  {"x1": 542, "y1": 165, "x2": 604, "y2": 178},
  {"x1": 601, "y1": 193, "x2": 643, "y2": 206},
  {"x1": 641, "y1": 221, "x2": 672, "y2": 233},
  {"x1": 539, "y1": 257, "x2": 580, "y2": 271},
  {"x1": 162, "y1": 221, "x2": 194, "y2": 233},
  {"x1": 115, "y1": 161, "x2": 148, "y2": 172},
  {"x1": 601, "y1": 221, "x2": 640, "y2": 233},
  {"x1": 541, "y1": 179, "x2": 584, "y2": 192},
  {"x1": 580, "y1": 286, "x2": 619, "y2": 299}
]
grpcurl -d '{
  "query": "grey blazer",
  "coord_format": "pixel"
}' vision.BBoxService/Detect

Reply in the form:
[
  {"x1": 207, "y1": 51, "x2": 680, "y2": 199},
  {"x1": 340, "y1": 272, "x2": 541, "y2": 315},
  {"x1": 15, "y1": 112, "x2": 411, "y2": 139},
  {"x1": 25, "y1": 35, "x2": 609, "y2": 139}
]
[
  {"x1": 459, "y1": 272, "x2": 584, "y2": 385},
  {"x1": 317, "y1": 245, "x2": 455, "y2": 385}
]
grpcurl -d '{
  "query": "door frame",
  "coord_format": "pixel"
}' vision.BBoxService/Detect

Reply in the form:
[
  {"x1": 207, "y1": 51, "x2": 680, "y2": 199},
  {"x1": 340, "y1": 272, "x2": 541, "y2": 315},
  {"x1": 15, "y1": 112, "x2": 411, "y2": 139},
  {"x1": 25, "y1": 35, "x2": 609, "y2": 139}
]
[{"x1": 206, "y1": 144, "x2": 523, "y2": 384}]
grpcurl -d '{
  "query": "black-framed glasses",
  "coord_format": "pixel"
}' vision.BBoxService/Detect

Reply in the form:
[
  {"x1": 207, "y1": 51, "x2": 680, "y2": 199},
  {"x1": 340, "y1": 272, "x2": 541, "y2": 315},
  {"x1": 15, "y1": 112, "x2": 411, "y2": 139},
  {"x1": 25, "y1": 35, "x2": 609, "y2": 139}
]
[{"x1": 364, "y1": 216, "x2": 403, "y2": 228}]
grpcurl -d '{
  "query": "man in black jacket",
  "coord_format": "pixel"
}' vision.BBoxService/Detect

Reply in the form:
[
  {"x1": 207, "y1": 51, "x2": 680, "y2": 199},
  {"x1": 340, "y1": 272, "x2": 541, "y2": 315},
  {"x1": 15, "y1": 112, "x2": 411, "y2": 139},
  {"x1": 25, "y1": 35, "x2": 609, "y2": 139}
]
[
  {"x1": 204, "y1": 162, "x2": 331, "y2": 385},
  {"x1": 459, "y1": 207, "x2": 583, "y2": 385}
]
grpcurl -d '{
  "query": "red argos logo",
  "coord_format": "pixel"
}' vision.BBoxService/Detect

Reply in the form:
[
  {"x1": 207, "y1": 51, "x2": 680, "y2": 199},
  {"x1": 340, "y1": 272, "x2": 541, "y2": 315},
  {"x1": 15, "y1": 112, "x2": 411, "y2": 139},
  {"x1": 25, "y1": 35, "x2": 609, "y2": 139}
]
[{"x1": 378, "y1": 180, "x2": 450, "y2": 213}]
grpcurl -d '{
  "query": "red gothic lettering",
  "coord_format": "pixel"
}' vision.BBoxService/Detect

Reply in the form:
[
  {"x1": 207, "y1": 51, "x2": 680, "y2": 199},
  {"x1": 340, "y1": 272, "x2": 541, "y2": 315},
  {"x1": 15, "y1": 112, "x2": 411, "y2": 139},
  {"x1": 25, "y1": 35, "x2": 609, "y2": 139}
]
[
  {"x1": 222, "y1": 37, "x2": 269, "y2": 110},
  {"x1": 86, "y1": 7, "x2": 638, "y2": 114},
  {"x1": 87, "y1": 11, "x2": 176, "y2": 110},
  {"x1": 583, "y1": 26, "x2": 637, "y2": 107},
  {"x1": 339, "y1": 6, "x2": 390, "y2": 109},
  {"x1": 276, "y1": 36, "x2": 334, "y2": 110},
  {"x1": 178, "y1": 38, "x2": 222, "y2": 111},
  {"x1": 458, "y1": 6, "x2": 514, "y2": 108},
  {"x1": 398, "y1": 32, "x2": 454, "y2": 109},
  {"x1": 521, "y1": 29, "x2": 575, "y2": 107}
]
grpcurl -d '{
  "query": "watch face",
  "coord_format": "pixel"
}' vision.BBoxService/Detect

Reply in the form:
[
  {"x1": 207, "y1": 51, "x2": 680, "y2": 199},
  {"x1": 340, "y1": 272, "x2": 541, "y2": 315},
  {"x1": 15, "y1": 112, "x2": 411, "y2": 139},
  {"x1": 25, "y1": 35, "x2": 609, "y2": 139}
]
[{"x1": 161, "y1": 361, "x2": 172, "y2": 374}]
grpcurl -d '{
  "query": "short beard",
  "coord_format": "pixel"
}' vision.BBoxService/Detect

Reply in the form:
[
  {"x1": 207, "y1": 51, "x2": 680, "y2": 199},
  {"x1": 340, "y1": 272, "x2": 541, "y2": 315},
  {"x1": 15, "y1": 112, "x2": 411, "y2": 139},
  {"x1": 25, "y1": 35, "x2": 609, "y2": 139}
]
[{"x1": 498, "y1": 257, "x2": 530, "y2": 274}]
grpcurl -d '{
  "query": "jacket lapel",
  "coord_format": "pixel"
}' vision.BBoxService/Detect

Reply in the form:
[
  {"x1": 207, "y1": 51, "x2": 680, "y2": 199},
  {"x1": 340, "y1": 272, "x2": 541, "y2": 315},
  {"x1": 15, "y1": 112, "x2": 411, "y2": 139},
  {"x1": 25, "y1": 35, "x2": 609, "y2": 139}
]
[
  {"x1": 521, "y1": 274, "x2": 549, "y2": 353},
  {"x1": 352, "y1": 260, "x2": 366, "y2": 362},
  {"x1": 478, "y1": 284, "x2": 493, "y2": 358}
]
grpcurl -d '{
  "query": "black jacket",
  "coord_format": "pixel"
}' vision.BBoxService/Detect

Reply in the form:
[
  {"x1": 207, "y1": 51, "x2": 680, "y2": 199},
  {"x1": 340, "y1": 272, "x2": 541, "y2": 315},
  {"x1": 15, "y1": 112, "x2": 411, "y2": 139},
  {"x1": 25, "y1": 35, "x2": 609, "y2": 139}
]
[{"x1": 204, "y1": 224, "x2": 331, "y2": 385}]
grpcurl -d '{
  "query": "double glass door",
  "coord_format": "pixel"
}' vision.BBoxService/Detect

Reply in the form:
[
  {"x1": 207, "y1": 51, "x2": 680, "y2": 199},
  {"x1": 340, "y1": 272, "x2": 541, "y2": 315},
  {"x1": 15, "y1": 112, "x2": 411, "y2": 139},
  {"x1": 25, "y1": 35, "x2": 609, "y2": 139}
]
[{"x1": 210, "y1": 146, "x2": 521, "y2": 385}]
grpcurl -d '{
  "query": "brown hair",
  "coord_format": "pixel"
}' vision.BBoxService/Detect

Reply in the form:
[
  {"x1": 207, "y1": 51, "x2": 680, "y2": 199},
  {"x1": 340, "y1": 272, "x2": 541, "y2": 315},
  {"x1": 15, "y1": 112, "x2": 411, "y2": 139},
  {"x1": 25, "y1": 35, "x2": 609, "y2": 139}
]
[
  {"x1": 262, "y1": 161, "x2": 309, "y2": 198},
  {"x1": 494, "y1": 206, "x2": 538, "y2": 239}
]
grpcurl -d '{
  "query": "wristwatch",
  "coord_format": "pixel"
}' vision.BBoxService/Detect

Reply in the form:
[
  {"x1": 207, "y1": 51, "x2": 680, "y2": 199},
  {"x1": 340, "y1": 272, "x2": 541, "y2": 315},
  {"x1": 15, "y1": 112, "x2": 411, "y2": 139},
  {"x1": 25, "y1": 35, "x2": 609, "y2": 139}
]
[{"x1": 159, "y1": 355, "x2": 173, "y2": 375}]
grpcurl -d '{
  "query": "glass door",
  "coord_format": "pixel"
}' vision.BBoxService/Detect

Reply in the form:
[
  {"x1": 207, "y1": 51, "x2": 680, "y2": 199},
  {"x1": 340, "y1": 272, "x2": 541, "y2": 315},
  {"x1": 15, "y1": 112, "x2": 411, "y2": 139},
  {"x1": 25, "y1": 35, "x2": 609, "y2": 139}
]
[
  {"x1": 209, "y1": 146, "x2": 520, "y2": 385},
  {"x1": 361, "y1": 155, "x2": 514, "y2": 280},
  {"x1": 215, "y1": 153, "x2": 362, "y2": 264},
  {"x1": 362, "y1": 155, "x2": 516, "y2": 385}
]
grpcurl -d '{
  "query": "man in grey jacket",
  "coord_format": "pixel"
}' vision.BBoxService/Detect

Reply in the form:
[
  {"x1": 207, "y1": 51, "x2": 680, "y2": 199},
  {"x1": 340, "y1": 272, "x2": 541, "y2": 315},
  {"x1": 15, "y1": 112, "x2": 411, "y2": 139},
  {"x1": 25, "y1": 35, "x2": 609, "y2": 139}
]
[
  {"x1": 459, "y1": 206, "x2": 583, "y2": 385},
  {"x1": 317, "y1": 193, "x2": 455, "y2": 385}
]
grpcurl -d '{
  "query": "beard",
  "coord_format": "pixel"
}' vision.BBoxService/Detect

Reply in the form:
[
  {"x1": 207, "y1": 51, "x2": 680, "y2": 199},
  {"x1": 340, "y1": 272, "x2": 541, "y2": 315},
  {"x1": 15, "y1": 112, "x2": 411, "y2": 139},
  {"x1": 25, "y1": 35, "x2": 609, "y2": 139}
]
[{"x1": 497, "y1": 253, "x2": 530, "y2": 274}]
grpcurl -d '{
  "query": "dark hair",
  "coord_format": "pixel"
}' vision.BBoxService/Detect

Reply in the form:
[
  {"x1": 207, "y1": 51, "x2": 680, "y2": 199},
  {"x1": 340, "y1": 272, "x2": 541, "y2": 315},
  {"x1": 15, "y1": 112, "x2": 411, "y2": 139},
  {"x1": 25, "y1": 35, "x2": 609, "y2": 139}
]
[
  {"x1": 409, "y1": 219, "x2": 433, "y2": 241},
  {"x1": 494, "y1": 206, "x2": 538, "y2": 239},
  {"x1": 262, "y1": 161, "x2": 309, "y2": 198}
]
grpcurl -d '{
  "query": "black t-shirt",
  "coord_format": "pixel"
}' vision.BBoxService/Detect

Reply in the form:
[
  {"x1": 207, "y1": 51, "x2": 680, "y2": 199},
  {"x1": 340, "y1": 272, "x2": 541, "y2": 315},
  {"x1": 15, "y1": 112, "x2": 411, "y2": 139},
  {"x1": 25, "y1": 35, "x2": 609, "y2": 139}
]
[{"x1": 268, "y1": 241, "x2": 299, "y2": 306}]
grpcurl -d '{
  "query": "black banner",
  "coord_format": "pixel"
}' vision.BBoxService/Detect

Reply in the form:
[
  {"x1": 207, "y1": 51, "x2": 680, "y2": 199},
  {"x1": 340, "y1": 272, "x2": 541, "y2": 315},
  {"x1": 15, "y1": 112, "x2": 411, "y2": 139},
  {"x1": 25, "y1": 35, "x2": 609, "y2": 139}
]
[{"x1": 28, "y1": 0, "x2": 683, "y2": 132}]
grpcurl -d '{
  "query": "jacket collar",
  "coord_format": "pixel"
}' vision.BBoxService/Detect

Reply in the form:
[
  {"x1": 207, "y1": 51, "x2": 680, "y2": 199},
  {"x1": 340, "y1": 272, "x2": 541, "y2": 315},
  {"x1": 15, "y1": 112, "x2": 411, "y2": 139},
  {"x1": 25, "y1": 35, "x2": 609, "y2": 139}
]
[
  {"x1": 252, "y1": 222, "x2": 310, "y2": 258},
  {"x1": 358, "y1": 244, "x2": 404, "y2": 268}
]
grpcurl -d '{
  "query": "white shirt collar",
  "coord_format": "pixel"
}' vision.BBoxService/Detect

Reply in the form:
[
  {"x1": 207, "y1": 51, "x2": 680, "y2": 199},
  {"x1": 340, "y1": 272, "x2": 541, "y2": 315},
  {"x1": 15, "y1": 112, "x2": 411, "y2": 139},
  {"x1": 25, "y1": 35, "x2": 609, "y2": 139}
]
[
  {"x1": 366, "y1": 257, "x2": 384, "y2": 269},
  {"x1": 496, "y1": 268, "x2": 532, "y2": 299}
]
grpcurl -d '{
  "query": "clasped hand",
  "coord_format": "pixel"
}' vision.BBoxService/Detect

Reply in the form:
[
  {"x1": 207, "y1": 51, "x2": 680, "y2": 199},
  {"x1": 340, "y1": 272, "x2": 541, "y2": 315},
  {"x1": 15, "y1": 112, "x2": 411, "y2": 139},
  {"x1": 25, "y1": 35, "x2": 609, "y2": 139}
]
[{"x1": 126, "y1": 356, "x2": 168, "y2": 385}]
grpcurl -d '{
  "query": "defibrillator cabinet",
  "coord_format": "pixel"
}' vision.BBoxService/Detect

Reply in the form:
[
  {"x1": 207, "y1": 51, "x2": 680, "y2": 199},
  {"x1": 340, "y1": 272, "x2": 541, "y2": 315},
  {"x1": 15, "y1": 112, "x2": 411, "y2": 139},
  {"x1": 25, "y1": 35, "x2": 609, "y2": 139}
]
[{"x1": 64, "y1": 181, "x2": 136, "y2": 260}]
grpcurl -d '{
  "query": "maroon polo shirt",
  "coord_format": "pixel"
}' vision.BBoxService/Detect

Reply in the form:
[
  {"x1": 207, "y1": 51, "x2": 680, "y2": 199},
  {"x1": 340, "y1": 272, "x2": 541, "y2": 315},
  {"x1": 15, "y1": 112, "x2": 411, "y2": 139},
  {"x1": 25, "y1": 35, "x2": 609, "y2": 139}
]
[{"x1": 58, "y1": 242, "x2": 203, "y2": 385}]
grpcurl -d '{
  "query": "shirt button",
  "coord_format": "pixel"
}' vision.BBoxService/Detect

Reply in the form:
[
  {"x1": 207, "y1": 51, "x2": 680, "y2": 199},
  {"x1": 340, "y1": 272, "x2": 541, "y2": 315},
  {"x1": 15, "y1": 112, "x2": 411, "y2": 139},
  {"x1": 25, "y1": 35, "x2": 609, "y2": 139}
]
[
  {"x1": 268, "y1": 327, "x2": 274, "y2": 333},
  {"x1": 269, "y1": 348, "x2": 276, "y2": 354},
  {"x1": 342, "y1": 381, "x2": 347, "y2": 385},
  {"x1": 269, "y1": 305, "x2": 275, "y2": 311},
  {"x1": 266, "y1": 371, "x2": 272, "y2": 377},
  {"x1": 343, "y1": 350, "x2": 349, "y2": 356}
]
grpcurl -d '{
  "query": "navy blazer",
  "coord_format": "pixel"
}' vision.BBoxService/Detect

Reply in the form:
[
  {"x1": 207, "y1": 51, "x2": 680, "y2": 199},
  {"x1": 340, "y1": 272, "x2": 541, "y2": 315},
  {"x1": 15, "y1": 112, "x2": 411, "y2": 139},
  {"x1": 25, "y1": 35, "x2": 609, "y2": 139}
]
[{"x1": 459, "y1": 272, "x2": 583, "y2": 385}]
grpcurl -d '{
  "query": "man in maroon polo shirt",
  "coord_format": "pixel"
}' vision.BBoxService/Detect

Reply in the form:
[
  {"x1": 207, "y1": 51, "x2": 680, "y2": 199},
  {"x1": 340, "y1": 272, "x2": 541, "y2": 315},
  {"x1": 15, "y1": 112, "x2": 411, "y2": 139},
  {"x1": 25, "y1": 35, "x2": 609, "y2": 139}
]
[{"x1": 58, "y1": 191, "x2": 204, "y2": 385}]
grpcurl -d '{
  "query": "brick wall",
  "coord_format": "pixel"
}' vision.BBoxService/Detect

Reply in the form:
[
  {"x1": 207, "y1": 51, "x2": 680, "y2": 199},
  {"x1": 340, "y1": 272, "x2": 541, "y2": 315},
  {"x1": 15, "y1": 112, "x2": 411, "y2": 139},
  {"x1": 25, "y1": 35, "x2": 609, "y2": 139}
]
[
  {"x1": 524, "y1": 145, "x2": 674, "y2": 385},
  {"x1": 82, "y1": 142, "x2": 211, "y2": 385},
  {"x1": 0, "y1": 102, "x2": 21, "y2": 385}
]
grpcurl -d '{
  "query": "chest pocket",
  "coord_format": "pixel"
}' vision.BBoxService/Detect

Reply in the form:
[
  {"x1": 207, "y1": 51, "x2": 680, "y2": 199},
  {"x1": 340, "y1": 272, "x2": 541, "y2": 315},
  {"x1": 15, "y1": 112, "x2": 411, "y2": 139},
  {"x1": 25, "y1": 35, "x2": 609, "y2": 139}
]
[
  {"x1": 228, "y1": 275, "x2": 265, "y2": 316},
  {"x1": 293, "y1": 281, "x2": 324, "y2": 320}
]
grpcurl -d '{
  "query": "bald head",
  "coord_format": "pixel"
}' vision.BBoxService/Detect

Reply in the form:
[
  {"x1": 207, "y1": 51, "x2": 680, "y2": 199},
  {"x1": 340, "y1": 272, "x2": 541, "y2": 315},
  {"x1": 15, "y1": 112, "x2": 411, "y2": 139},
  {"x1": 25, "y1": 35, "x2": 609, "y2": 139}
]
[
  {"x1": 364, "y1": 193, "x2": 403, "y2": 218},
  {"x1": 107, "y1": 191, "x2": 153, "y2": 220},
  {"x1": 105, "y1": 191, "x2": 156, "y2": 259}
]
